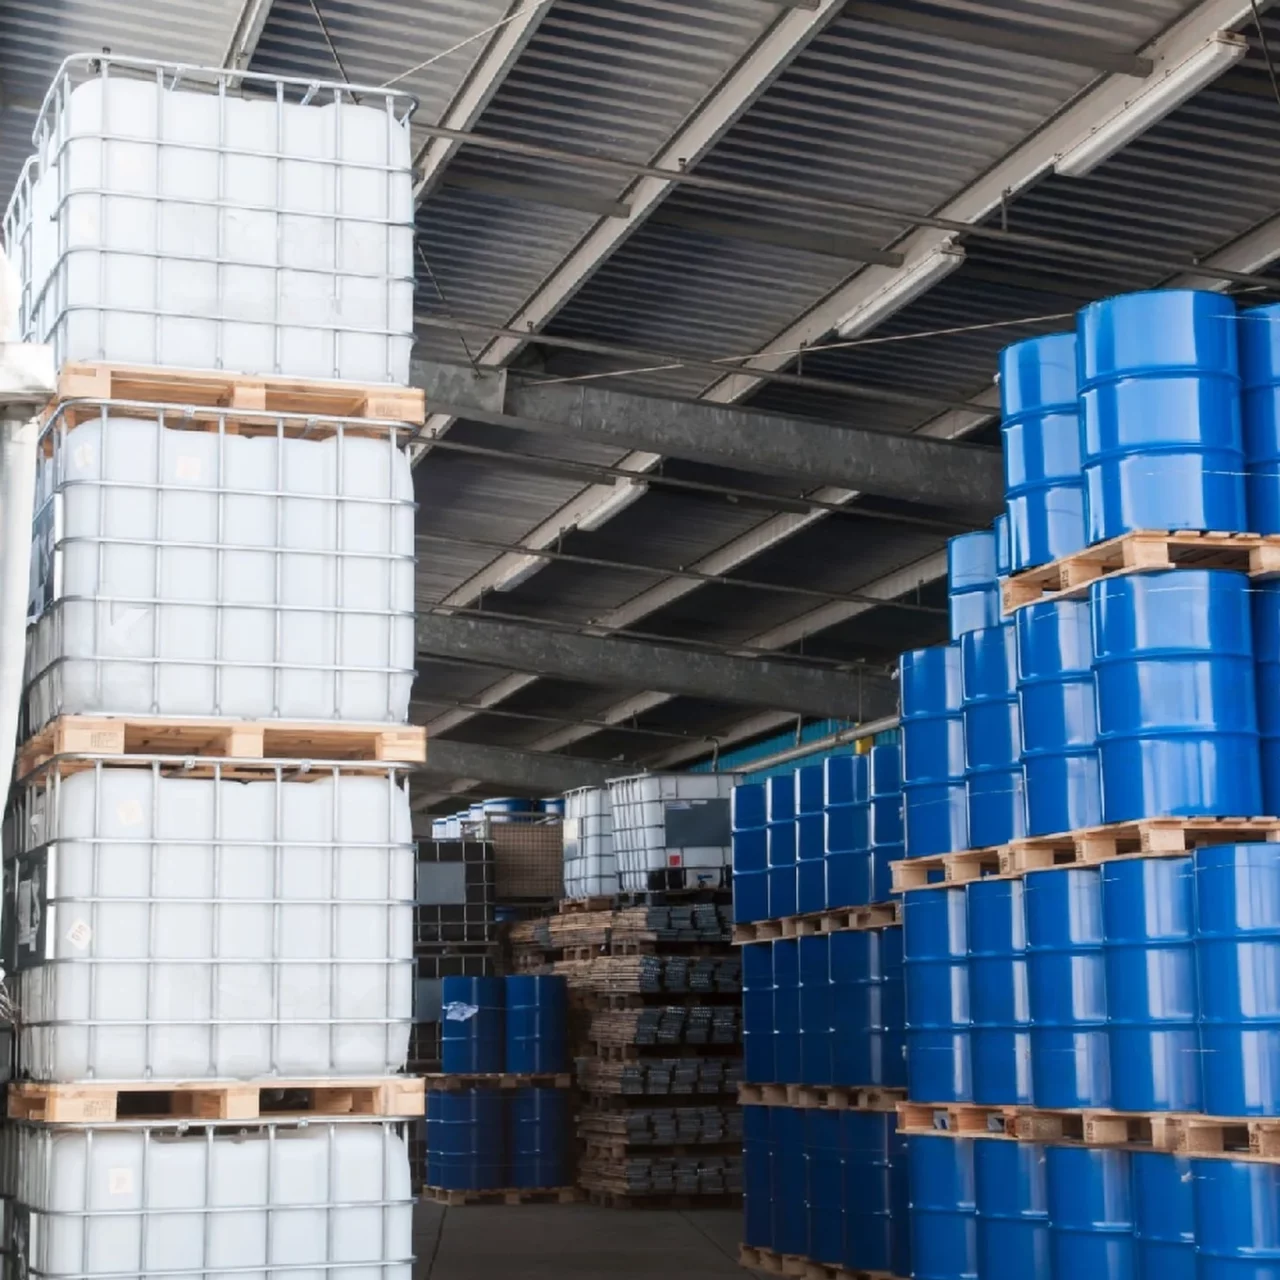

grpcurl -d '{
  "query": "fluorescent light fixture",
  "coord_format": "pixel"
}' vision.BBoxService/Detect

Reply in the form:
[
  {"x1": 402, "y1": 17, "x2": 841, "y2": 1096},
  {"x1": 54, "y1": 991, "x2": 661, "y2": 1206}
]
[
  {"x1": 492, "y1": 552, "x2": 550, "y2": 592},
  {"x1": 1055, "y1": 31, "x2": 1248, "y2": 178},
  {"x1": 834, "y1": 245, "x2": 966, "y2": 338},
  {"x1": 576, "y1": 479, "x2": 649, "y2": 532}
]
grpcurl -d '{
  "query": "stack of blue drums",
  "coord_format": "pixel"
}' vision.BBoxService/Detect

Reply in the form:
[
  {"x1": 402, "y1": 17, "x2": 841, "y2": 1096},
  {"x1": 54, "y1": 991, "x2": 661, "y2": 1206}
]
[
  {"x1": 744, "y1": 1102, "x2": 911, "y2": 1277},
  {"x1": 901, "y1": 645, "x2": 968, "y2": 858},
  {"x1": 732, "y1": 781, "x2": 768, "y2": 924},
  {"x1": 429, "y1": 974, "x2": 570, "y2": 1191}
]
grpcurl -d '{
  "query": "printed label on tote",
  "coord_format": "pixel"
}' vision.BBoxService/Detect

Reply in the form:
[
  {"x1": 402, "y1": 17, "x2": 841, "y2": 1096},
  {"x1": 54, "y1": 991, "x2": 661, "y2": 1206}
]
[{"x1": 65, "y1": 920, "x2": 92, "y2": 950}]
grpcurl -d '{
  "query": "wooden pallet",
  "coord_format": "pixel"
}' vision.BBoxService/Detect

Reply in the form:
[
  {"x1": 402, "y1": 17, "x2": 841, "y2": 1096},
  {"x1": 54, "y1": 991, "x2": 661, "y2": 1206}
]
[
  {"x1": 50, "y1": 362, "x2": 425, "y2": 430},
  {"x1": 1001, "y1": 529, "x2": 1280, "y2": 613},
  {"x1": 1000, "y1": 815, "x2": 1280, "y2": 873},
  {"x1": 582, "y1": 1188, "x2": 742, "y2": 1210},
  {"x1": 739, "y1": 1245, "x2": 900, "y2": 1280},
  {"x1": 738, "y1": 1083, "x2": 904, "y2": 1113},
  {"x1": 421, "y1": 1185, "x2": 581, "y2": 1207},
  {"x1": 733, "y1": 902, "x2": 899, "y2": 944},
  {"x1": 8, "y1": 1075, "x2": 425, "y2": 1123},
  {"x1": 561, "y1": 896, "x2": 616, "y2": 915},
  {"x1": 422, "y1": 1072, "x2": 572, "y2": 1091},
  {"x1": 890, "y1": 817, "x2": 1280, "y2": 891},
  {"x1": 889, "y1": 847, "x2": 1002, "y2": 893},
  {"x1": 896, "y1": 1101, "x2": 1280, "y2": 1162},
  {"x1": 19, "y1": 714, "x2": 426, "y2": 776}
]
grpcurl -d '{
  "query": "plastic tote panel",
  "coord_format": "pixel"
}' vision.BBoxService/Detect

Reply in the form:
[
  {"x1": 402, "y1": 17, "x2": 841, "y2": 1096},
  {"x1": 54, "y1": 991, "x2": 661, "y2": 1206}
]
[
  {"x1": 3, "y1": 1118, "x2": 414, "y2": 1279},
  {"x1": 4, "y1": 56, "x2": 417, "y2": 383},
  {"x1": 26, "y1": 409, "x2": 416, "y2": 728},
  {"x1": 7, "y1": 762, "x2": 413, "y2": 1081}
]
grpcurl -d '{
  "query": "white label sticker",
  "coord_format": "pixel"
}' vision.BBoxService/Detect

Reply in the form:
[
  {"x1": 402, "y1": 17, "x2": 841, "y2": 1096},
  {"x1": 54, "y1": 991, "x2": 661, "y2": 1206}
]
[
  {"x1": 443, "y1": 1002, "x2": 479, "y2": 1023},
  {"x1": 66, "y1": 919, "x2": 92, "y2": 950},
  {"x1": 72, "y1": 444, "x2": 95, "y2": 472},
  {"x1": 174, "y1": 455, "x2": 203, "y2": 482},
  {"x1": 107, "y1": 1168, "x2": 133, "y2": 1196}
]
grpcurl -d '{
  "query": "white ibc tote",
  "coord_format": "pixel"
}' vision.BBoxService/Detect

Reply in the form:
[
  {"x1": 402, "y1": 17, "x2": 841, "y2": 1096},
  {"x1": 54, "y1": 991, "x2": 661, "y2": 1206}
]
[
  {"x1": 6, "y1": 760, "x2": 413, "y2": 1081},
  {"x1": 3, "y1": 55, "x2": 417, "y2": 384},
  {"x1": 562, "y1": 786, "x2": 617, "y2": 898},
  {"x1": 24, "y1": 405, "x2": 416, "y2": 728},
  {"x1": 1, "y1": 1119, "x2": 413, "y2": 1280},
  {"x1": 608, "y1": 773, "x2": 740, "y2": 892}
]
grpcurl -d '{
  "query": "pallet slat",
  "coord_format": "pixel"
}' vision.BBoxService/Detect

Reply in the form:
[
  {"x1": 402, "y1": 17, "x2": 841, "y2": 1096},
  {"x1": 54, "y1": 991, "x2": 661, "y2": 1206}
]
[
  {"x1": 19, "y1": 714, "x2": 426, "y2": 775},
  {"x1": 890, "y1": 816, "x2": 1280, "y2": 891},
  {"x1": 1002, "y1": 529, "x2": 1280, "y2": 614},
  {"x1": 895, "y1": 1101, "x2": 1280, "y2": 1163},
  {"x1": 421, "y1": 1186, "x2": 581, "y2": 1207},
  {"x1": 8, "y1": 1076, "x2": 425, "y2": 1123},
  {"x1": 52, "y1": 362, "x2": 425, "y2": 428},
  {"x1": 738, "y1": 1083, "x2": 904, "y2": 1112},
  {"x1": 739, "y1": 1244, "x2": 901, "y2": 1280},
  {"x1": 733, "y1": 902, "x2": 899, "y2": 944}
]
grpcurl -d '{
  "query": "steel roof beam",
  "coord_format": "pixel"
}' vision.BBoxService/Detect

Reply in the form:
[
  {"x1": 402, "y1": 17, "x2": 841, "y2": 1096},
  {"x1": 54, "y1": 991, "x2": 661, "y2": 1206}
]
[
  {"x1": 412, "y1": 359, "x2": 1004, "y2": 511},
  {"x1": 845, "y1": 2, "x2": 1154, "y2": 77},
  {"x1": 221, "y1": 0, "x2": 274, "y2": 70},
  {"x1": 416, "y1": 613, "x2": 897, "y2": 721},
  {"x1": 412, "y1": 0, "x2": 554, "y2": 204},
  {"x1": 419, "y1": 739, "x2": 618, "y2": 793}
]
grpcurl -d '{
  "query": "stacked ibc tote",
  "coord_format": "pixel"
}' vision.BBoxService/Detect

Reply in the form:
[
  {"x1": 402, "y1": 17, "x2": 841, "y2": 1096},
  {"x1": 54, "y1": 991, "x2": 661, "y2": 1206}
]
[
  {"x1": 889, "y1": 289, "x2": 1280, "y2": 1280},
  {"x1": 734, "y1": 757, "x2": 912, "y2": 1278},
  {"x1": 0, "y1": 56, "x2": 427, "y2": 1280}
]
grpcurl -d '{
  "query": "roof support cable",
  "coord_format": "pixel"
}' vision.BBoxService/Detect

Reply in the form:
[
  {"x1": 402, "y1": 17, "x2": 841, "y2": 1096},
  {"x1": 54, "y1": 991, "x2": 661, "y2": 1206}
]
[{"x1": 1250, "y1": 0, "x2": 1280, "y2": 110}]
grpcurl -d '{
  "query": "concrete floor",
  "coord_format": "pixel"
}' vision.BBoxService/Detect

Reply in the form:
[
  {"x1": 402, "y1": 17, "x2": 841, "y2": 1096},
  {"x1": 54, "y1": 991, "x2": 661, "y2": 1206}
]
[{"x1": 413, "y1": 1202, "x2": 743, "y2": 1279}]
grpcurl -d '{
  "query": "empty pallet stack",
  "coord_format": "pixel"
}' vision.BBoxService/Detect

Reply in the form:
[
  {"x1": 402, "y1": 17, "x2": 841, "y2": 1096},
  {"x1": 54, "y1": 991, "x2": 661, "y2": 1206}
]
[
  {"x1": 513, "y1": 897, "x2": 743, "y2": 1208},
  {"x1": 1, "y1": 54, "x2": 427, "y2": 1279},
  {"x1": 421, "y1": 973, "x2": 576, "y2": 1206},
  {"x1": 886, "y1": 291, "x2": 1280, "y2": 1278},
  {"x1": 734, "y1": 758, "x2": 911, "y2": 1279}
]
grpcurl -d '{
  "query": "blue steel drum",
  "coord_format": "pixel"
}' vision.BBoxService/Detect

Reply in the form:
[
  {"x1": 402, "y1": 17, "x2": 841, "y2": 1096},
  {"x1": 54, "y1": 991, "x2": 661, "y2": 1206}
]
[
  {"x1": 734, "y1": 780, "x2": 767, "y2": 830},
  {"x1": 799, "y1": 934, "x2": 833, "y2": 1086},
  {"x1": 767, "y1": 815, "x2": 797, "y2": 922},
  {"x1": 796, "y1": 763, "x2": 824, "y2": 814},
  {"x1": 1024, "y1": 867, "x2": 1110, "y2": 1108},
  {"x1": 742, "y1": 941, "x2": 775, "y2": 1084},
  {"x1": 994, "y1": 512, "x2": 1012, "y2": 581},
  {"x1": 1016, "y1": 597, "x2": 1103, "y2": 835},
  {"x1": 974, "y1": 1138, "x2": 1049, "y2": 1280},
  {"x1": 841, "y1": 1110, "x2": 893, "y2": 1272},
  {"x1": 827, "y1": 753, "x2": 871, "y2": 908},
  {"x1": 733, "y1": 814, "x2": 769, "y2": 927},
  {"x1": 1000, "y1": 330, "x2": 1087, "y2": 571},
  {"x1": 889, "y1": 1123, "x2": 912, "y2": 1280},
  {"x1": 1239, "y1": 302, "x2": 1280, "y2": 534},
  {"x1": 949, "y1": 529, "x2": 1000, "y2": 640},
  {"x1": 766, "y1": 773, "x2": 795, "y2": 823},
  {"x1": 429, "y1": 1088, "x2": 505, "y2": 1190},
  {"x1": 1101, "y1": 857, "x2": 1201, "y2": 1112},
  {"x1": 1195, "y1": 843, "x2": 1280, "y2": 1115},
  {"x1": 1252, "y1": 581, "x2": 1280, "y2": 816},
  {"x1": 806, "y1": 1109, "x2": 844, "y2": 1265},
  {"x1": 509, "y1": 1087, "x2": 567, "y2": 1189},
  {"x1": 1091, "y1": 570, "x2": 1262, "y2": 823},
  {"x1": 797, "y1": 809, "x2": 826, "y2": 916},
  {"x1": 772, "y1": 1107, "x2": 807, "y2": 1257},
  {"x1": 1077, "y1": 290, "x2": 1245, "y2": 542},
  {"x1": 504, "y1": 975, "x2": 567, "y2": 1074},
  {"x1": 903, "y1": 888, "x2": 972, "y2": 1103},
  {"x1": 483, "y1": 797, "x2": 533, "y2": 821},
  {"x1": 1132, "y1": 1152, "x2": 1195, "y2": 1280},
  {"x1": 1045, "y1": 1147, "x2": 1135, "y2": 1280},
  {"x1": 424, "y1": 1099, "x2": 438, "y2": 1188},
  {"x1": 539, "y1": 796, "x2": 565, "y2": 817},
  {"x1": 773, "y1": 938, "x2": 801, "y2": 1086},
  {"x1": 441, "y1": 976, "x2": 505, "y2": 1074},
  {"x1": 796, "y1": 762, "x2": 827, "y2": 913},
  {"x1": 908, "y1": 1135, "x2": 978, "y2": 1280},
  {"x1": 830, "y1": 926, "x2": 906, "y2": 1088},
  {"x1": 966, "y1": 878, "x2": 1032, "y2": 1105},
  {"x1": 1192, "y1": 1159, "x2": 1280, "y2": 1280},
  {"x1": 743, "y1": 1106, "x2": 773, "y2": 1250},
  {"x1": 961, "y1": 622, "x2": 1026, "y2": 848},
  {"x1": 881, "y1": 924, "x2": 908, "y2": 1089},
  {"x1": 868, "y1": 743, "x2": 905, "y2": 902},
  {"x1": 901, "y1": 645, "x2": 969, "y2": 858}
]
